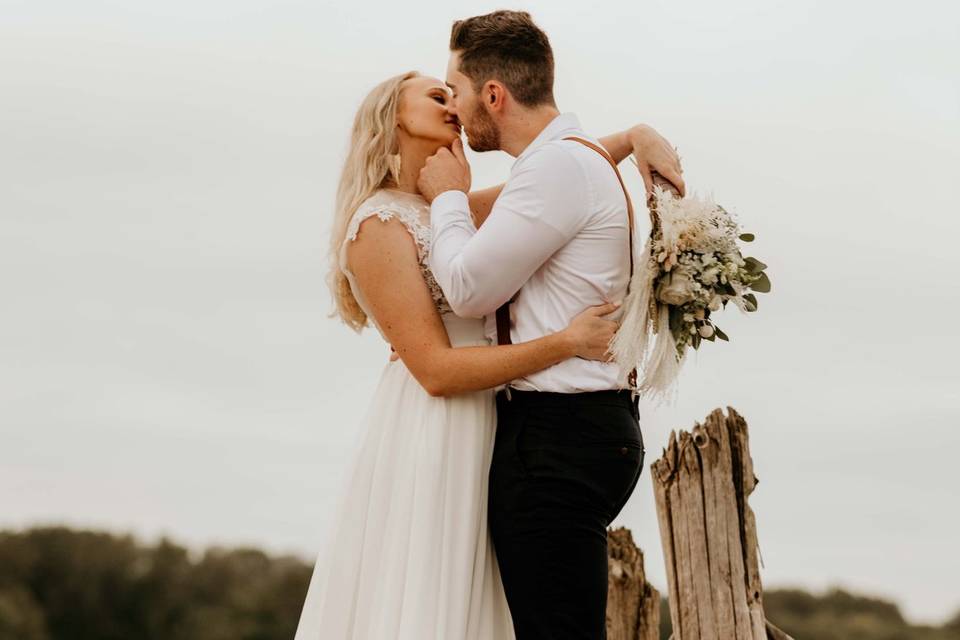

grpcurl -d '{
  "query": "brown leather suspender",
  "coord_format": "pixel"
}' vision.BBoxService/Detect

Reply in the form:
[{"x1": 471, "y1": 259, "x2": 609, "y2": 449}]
[
  {"x1": 564, "y1": 136, "x2": 636, "y2": 289},
  {"x1": 495, "y1": 297, "x2": 514, "y2": 345}
]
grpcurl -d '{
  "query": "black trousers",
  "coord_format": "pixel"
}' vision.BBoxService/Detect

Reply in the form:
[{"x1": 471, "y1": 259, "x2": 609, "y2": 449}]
[{"x1": 489, "y1": 388, "x2": 645, "y2": 640}]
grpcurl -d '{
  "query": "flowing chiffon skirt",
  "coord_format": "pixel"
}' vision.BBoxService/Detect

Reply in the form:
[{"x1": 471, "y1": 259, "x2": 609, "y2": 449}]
[{"x1": 294, "y1": 315, "x2": 515, "y2": 639}]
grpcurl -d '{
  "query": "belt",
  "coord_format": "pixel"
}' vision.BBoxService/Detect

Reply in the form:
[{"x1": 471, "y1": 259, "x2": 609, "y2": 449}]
[{"x1": 496, "y1": 388, "x2": 635, "y2": 407}]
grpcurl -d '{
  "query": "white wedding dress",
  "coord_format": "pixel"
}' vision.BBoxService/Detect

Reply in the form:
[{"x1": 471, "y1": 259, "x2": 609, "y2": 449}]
[{"x1": 294, "y1": 188, "x2": 515, "y2": 639}]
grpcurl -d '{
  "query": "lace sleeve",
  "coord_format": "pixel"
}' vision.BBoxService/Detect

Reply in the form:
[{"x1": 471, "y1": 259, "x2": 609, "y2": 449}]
[
  {"x1": 340, "y1": 199, "x2": 451, "y2": 316},
  {"x1": 343, "y1": 203, "x2": 430, "y2": 259}
]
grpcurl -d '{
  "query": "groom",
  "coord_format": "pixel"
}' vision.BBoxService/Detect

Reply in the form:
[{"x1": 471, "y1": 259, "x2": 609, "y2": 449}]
[{"x1": 417, "y1": 10, "x2": 683, "y2": 640}]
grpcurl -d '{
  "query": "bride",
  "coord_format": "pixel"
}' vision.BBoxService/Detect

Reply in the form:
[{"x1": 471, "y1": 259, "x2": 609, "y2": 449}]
[{"x1": 294, "y1": 71, "x2": 682, "y2": 639}]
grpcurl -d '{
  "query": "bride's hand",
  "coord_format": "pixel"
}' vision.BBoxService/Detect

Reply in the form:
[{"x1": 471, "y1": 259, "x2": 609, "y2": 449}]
[
  {"x1": 629, "y1": 124, "x2": 686, "y2": 199},
  {"x1": 564, "y1": 302, "x2": 621, "y2": 361}
]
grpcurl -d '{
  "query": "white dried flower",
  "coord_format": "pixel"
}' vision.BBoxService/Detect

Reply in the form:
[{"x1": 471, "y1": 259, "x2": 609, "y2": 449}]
[{"x1": 657, "y1": 272, "x2": 697, "y2": 305}]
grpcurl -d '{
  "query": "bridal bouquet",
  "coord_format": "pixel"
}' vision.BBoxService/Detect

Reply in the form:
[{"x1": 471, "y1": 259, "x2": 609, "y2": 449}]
[{"x1": 611, "y1": 171, "x2": 771, "y2": 401}]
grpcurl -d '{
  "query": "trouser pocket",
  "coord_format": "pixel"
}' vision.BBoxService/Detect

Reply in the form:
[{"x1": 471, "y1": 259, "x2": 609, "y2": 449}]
[
  {"x1": 513, "y1": 401, "x2": 644, "y2": 524},
  {"x1": 608, "y1": 441, "x2": 645, "y2": 522}
]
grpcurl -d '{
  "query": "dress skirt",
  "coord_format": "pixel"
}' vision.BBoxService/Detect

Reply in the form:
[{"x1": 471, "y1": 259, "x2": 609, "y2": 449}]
[{"x1": 294, "y1": 315, "x2": 515, "y2": 639}]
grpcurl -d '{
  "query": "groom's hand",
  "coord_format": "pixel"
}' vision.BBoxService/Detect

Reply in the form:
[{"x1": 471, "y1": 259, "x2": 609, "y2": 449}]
[{"x1": 418, "y1": 137, "x2": 472, "y2": 203}]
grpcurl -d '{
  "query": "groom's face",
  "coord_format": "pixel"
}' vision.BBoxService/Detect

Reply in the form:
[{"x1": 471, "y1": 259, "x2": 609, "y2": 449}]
[{"x1": 445, "y1": 52, "x2": 501, "y2": 153}]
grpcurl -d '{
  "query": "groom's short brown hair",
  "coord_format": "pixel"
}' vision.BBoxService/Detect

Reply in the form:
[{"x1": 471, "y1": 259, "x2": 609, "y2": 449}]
[{"x1": 449, "y1": 10, "x2": 555, "y2": 107}]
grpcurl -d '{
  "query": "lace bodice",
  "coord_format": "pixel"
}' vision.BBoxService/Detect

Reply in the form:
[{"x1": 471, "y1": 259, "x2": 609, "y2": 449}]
[{"x1": 340, "y1": 189, "x2": 453, "y2": 331}]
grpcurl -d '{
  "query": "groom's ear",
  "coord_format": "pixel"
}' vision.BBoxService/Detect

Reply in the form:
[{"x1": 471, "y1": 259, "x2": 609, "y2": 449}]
[{"x1": 484, "y1": 80, "x2": 508, "y2": 112}]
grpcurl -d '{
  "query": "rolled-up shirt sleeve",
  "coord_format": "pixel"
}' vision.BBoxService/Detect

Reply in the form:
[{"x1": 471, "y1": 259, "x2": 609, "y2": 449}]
[{"x1": 428, "y1": 144, "x2": 589, "y2": 318}]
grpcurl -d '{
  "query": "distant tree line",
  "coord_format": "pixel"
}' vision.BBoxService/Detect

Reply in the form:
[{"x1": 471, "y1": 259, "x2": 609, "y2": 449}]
[{"x1": 1, "y1": 526, "x2": 957, "y2": 640}]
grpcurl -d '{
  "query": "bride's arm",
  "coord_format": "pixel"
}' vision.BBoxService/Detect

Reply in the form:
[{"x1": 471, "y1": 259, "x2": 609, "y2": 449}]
[
  {"x1": 597, "y1": 127, "x2": 642, "y2": 164},
  {"x1": 346, "y1": 216, "x2": 617, "y2": 397},
  {"x1": 466, "y1": 185, "x2": 504, "y2": 228},
  {"x1": 599, "y1": 124, "x2": 686, "y2": 196},
  {"x1": 465, "y1": 125, "x2": 685, "y2": 226}
]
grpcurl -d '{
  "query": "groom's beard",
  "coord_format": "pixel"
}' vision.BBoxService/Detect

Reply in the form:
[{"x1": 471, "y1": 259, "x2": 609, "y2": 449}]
[{"x1": 464, "y1": 100, "x2": 500, "y2": 152}]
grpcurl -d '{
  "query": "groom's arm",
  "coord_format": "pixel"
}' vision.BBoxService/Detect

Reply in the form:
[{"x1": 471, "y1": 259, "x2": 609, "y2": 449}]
[{"x1": 429, "y1": 145, "x2": 588, "y2": 319}]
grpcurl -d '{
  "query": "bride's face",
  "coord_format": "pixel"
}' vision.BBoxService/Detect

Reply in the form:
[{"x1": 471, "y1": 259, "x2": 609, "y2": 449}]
[{"x1": 395, "y1": 76, "x2": 462, "y2": 152}]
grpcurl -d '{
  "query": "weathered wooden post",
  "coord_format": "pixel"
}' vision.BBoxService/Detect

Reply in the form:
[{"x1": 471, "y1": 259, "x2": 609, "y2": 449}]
[
  {"x1": 651, "y1": 407, "x2": 793, "y2": 640},
  {"x1": 606, "y1": 527, "x2": 661, "y2": 640}
]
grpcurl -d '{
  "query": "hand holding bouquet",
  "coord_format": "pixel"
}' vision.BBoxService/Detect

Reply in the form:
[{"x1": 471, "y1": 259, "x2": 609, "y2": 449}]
[{"x1": 611, "y1": 166, "x2": 771, "y2": 401}]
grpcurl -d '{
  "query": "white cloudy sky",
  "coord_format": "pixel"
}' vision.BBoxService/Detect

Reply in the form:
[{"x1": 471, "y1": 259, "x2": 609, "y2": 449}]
[{"x1": 2, "y1": 0, "x2": 958, "y2": 625}]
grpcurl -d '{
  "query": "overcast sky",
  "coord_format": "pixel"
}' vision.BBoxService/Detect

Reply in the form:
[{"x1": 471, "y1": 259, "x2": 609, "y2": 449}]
[{"x1": 1, "y1": 0, "x2": 958, "y2": 625}]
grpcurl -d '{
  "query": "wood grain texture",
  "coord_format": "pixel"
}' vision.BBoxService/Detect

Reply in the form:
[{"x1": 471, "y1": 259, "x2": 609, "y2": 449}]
[
  {"x1": 606, "y1": 527, "x2": 660, "y2": 640},
  {"x1": 648, "y1": 407, "x2": 794, "y2": 640}
]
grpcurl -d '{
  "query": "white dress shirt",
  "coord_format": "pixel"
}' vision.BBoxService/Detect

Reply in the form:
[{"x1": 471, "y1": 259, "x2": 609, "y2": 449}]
[{"x1": 429, "y1": 113, "x2": 636, "y2": 393}]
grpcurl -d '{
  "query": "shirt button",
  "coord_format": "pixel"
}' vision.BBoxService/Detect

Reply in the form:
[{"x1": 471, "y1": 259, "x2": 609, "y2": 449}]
[{"x1": 620, "y1": 446, "x2": 628, "y2": 455}]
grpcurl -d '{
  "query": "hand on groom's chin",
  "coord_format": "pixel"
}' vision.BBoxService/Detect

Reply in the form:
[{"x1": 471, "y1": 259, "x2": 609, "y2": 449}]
[{"x1": 417, "y1": 137, "x2": 472, "y2": 203}]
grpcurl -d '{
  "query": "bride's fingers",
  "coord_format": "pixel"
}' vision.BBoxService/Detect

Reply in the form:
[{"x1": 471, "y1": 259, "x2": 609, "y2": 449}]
[
  {"x1": 658, "y1": 166, "x2": 686, "y2": 197},
  {"x1": 583, "y1": 301, "x2": 619, "y2": 317},
  {"x1": 637, "y1": 162, "x2": 654, "y2": 196},
  {"x1": 450, "y1": 137, "x2": 467, "y2": 166}
]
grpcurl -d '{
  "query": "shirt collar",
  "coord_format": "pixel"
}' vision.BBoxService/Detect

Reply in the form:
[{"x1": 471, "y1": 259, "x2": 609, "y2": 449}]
[{"x1": 511, "y1": 112, "x2": 583, "y2": 170}]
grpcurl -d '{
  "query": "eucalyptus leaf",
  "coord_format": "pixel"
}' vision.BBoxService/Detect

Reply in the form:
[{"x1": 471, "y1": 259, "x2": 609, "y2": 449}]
[
  {"x1": 750, "y1": 272, "x2": 772, "y2": 293},
  {"x1": 744, "y1": 257, "x2": 768, "y2": 274},
  {"x1": 743, "y1": 293, "x2": 758, "y2": 312},
  {"x1": 739, "y1": 233, "x2": 755, "y2": 242},
  {"x1": 714, "y1": 326, "x2": 729, "y2": 341}
]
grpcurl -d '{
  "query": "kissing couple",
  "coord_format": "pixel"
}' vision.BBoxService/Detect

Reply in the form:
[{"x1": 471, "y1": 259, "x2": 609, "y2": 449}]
[{"x1": 295, "y1": 10, "x2": 685, "y2": 640}]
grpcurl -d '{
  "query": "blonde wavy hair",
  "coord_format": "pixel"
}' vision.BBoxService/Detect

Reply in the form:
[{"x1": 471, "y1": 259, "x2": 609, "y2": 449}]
[{"x1": 328, "y1": 70, "x2": 420, "y2": 332}]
